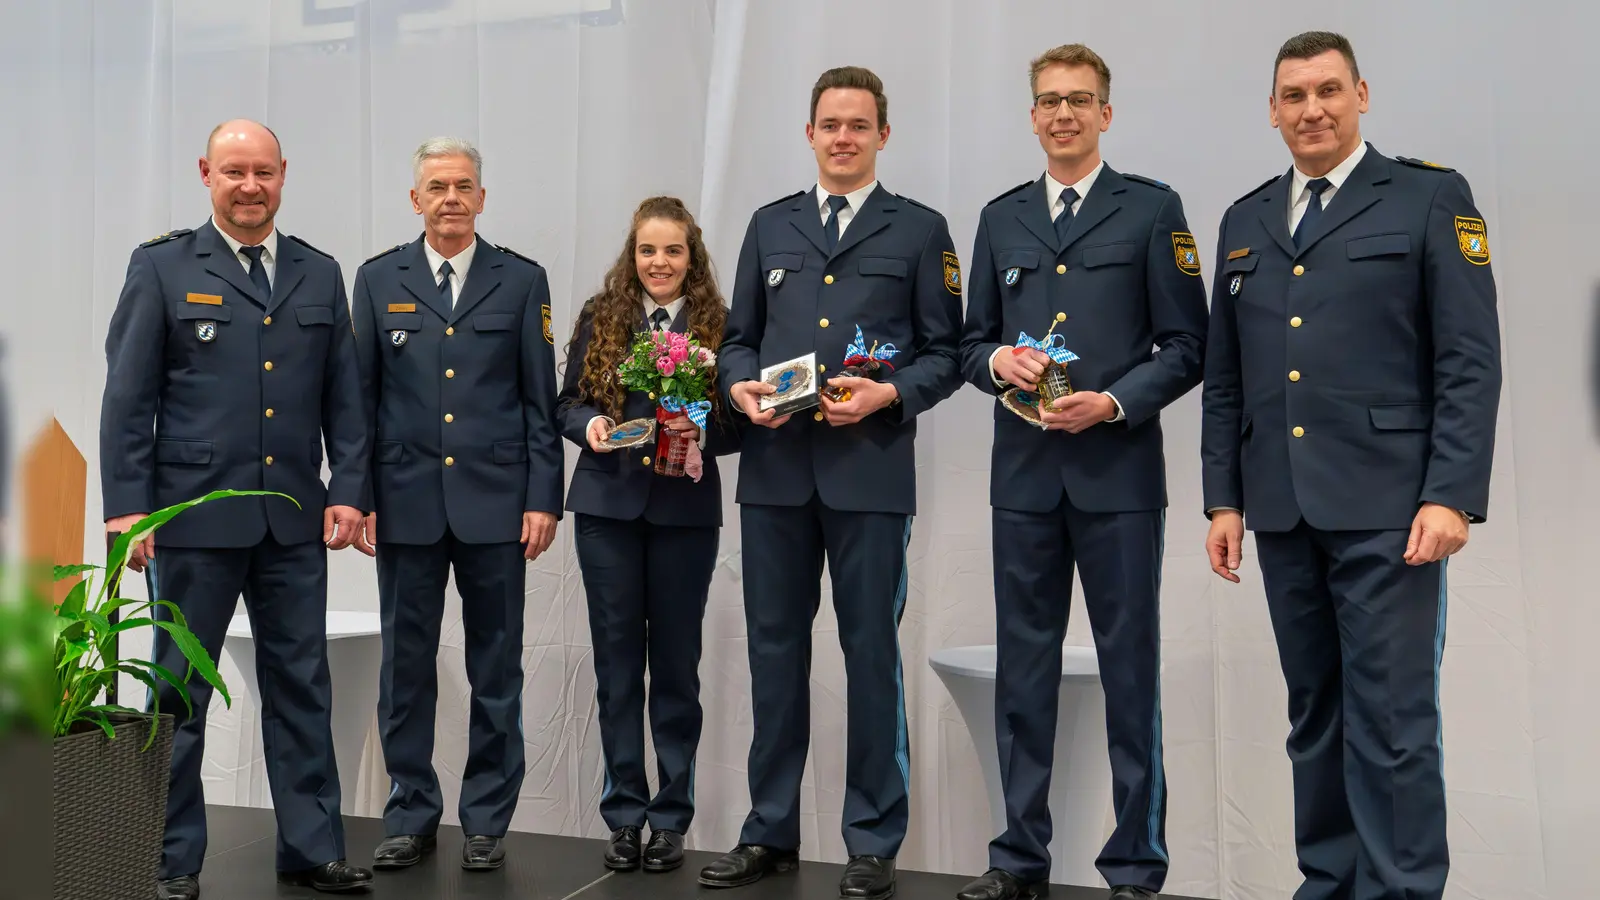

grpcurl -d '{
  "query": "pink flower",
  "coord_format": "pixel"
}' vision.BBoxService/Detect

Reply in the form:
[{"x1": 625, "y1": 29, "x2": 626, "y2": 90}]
[
  {"x1": 657, "y1": 357, "x2": 676, "y2": 376},
  {"x1": 697, "y1": 347, "x2": 716, "y2": 365},
  {"x1": 669, "y1": 343, "x2": 688, "y2": 364}
]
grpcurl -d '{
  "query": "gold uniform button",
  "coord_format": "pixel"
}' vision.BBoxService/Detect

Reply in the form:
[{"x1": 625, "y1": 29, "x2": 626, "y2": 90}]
[
  {"x1": 1290, "y1": 316, "x2": 1303, "y2": 327},
  {"x1": 814, "y1": 411, "x2": 825, "y2": 421},
  {"x1": 824, "y1": 275, "x2": 834, "y2": 285},
  {"x1": 1289, "y1": 371, "x2": 1301, "y2": 382},
  {"x1": 818, "y1": 364, "x2": 826, "y2": 372},
  {"x1": 819, "y1": 318, "x2": 829, "y2": 328},
  {"x1": 446, "y1": 326, "x2": 455, "y2": 336},
  {"x1": 1292, "y1": 426, "x2": 1305, "y2": 438},
  {"x1": 263, "y1": 316, "x2": 272, "y2": 326},
  {"x1": 264, "y1": 361, "x2": 273, "y2": 371},
  {"x1": 445, "y1": 456, "x2": 454, "y2": 467},
  {"x1": 1293, "y1": 264, "x2": 1305, "y2": 276},
  {"x1": 265, "y1": 408, "x2": 275, "y2": 418},
  {"x1": 444, "y1": 414, "x2": 454, "y2": 423},
  {"x1": 641, "y1": 456, "x2": 651, "y2": 466},
  {"x1": 265, "y1": 456, "x2": 274, "y2": 466},
  {"x1": 445, "y1": 368, "x2": 455, "y2": 378},
  {"x1": 1056, "y1": 264, "x2": 1067, "y2": 274}
]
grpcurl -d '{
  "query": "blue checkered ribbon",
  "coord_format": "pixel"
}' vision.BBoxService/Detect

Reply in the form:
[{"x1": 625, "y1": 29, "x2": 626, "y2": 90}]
[
  {"x1": 844, "y1": 324, "x2": 900, "y2": 364},
  {"x1": 1015, "y1": 331, "x2": 1079, "y2": 365},
  {"x1": 659, "y1": 395, "x2": 711, "y2": 430}
]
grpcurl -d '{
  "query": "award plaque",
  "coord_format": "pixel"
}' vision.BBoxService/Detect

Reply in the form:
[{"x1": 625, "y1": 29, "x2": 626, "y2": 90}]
[
  {"x1": 757, "y1": 351, "x2": 821, "y2": 417},
  {"x1": 999, "y1": 388, "x2": 1047, "y2": 428},
  {"x1": 1002, "y1": 312, "x2": 1079, "y2": 425},
  {"x1": 599, "y1": 417, "x2": 656, "y2": 450}
]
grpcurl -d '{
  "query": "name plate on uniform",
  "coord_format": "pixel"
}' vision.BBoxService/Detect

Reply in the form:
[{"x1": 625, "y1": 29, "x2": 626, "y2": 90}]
[
  {"x1": 186, "y1": 293, "x2": 223, "y2": 305},
  {"x1": 387, "y1": 303, "x2": 416, "y2": 313},
  {"x1": 757, "y1": 351, "x2": 821, "y2": 417}
]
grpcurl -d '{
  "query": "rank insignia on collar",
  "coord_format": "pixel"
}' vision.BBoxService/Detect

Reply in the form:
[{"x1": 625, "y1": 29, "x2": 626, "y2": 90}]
[
  {"x1": 390, "y1": 329, "x2": 408, "y2": 347},
  {"x1": 767, "y1": 268, "x2": 785, "y2": 287},
  {"x1": 1229, "y1": 274, "x2": 1242, "y2": 296},
  {"x1": 1172, "y1": 232, "x2": 1201, "y2": 276},
  {"x1": 1454, "y1": 216, "x2": 1490, "y2": 265},
  {"x1": 1005, "y1": 267, "x2": 1021, "y2": 286},
  {"x1": 196, "y1": 321, "x2": 217, "y2": 342},
  {"x1": 943, "y1": 251, "x2": 962, "y2": 295}
]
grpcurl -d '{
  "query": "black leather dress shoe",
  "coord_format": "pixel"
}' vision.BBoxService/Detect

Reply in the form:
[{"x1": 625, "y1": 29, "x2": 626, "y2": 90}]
[
  {"x1": 643, "y1": 829, "x2": 684, "y2": 872},
  {"x1": 372, "y1": 834, "x2": 435, "y2": 870},
  {"x1": 955, "y1": 868, "x2": 1048, "y2": 900},
  {"x1": 276, "y1": 860, "x2": 374, "y2": 893},
  {"x1": 157, "y1": 875, "x2": 200, "y2": 900},
  {"x1": 605, "y1": 826, "x2": 642, "y2": 871},
  {"x1": 697, "y1": 844, "x2": 800, "y2": 888},
  {"x1": 1109, "y1": 887, "x2": 1155, "y2": 899},
  {"x1": 839, "y1": 855, "x2": 896, "y2": 900},
  {"x1": 461, "y1": 835, "x2": 506, "y2": 871}
]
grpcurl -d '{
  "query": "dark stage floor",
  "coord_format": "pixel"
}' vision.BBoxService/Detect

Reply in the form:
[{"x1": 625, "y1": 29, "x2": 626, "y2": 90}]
[{"x1": 198, "y1": 804, "x2": 1207, "y2": 899}]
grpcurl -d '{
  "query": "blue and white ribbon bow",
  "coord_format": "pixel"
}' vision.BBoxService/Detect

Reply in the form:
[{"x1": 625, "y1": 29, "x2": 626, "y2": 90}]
[
  {"x1": 844, "y1": 324, "x2": 900, "y2": 364},
  {"x1": 1014, "y1": 331, "x2": 1079, "y2": 365},
  {"x1": 659, "y1": 395, "x2": 711, "y2": 430}
]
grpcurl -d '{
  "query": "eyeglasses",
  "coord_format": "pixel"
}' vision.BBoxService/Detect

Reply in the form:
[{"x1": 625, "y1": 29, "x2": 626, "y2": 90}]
[{"x1": 1033, "y1": 91, "x2": 1101, "y2": 113}]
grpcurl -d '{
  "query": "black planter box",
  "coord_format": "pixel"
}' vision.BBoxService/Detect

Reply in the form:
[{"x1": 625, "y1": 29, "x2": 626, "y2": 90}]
[{"x1": 53, "y1": 713, "x2": 175, "y2": 900}]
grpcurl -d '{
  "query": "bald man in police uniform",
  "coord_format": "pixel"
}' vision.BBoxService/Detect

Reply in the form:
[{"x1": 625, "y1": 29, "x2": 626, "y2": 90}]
[
  {"x1": 99, "y1": 119, "x2": 373, "y2": 898},
  {"x1": 957, "y1": 43, "x2": 1208, "y2": 900},
  {"x1": 698, "y1": 66, "x2": 964, "y2": 900},
  {"x1": 1203, "y1": 32, "x2": 1501, "y2": 900},
  {"x1": 352, "y1": 137, "x2": 562, "y2": 874}
]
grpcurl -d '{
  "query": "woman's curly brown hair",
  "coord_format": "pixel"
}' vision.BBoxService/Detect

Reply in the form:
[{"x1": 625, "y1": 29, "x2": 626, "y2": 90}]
[{"x1": 563, "y1": 196, "x2": 728, "y2": 421}]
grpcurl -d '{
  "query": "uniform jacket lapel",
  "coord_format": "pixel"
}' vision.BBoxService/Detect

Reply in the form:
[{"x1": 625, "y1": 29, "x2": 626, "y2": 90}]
[
  {"x1": 1291, "y1": 147, "x2": 1388, "y2": 257},
  {"x1": 830, "y1": 184, "x2": 896, "y2": 260},
  {"x1": 263, "y1": 237, "x2": 304, "y2": 318},
  {"x1": 398, "y1": 238, "x2": 453, "y2": 322},
  {"x1": 787, "y1": 188, "x2": 830, "y2": 258},
  {"x1": 448, "y1": 240, "x2": 503, "y2": 324},
  {"x1": 1057, "y1": 166, "x2": 1125, "y2": 253},
  {"x1": 1012, "y1": 176, "x2": 1060, "y2": 254},
  {"x1": 197, "y1": 220, "x2": 267, "y2": 309}
]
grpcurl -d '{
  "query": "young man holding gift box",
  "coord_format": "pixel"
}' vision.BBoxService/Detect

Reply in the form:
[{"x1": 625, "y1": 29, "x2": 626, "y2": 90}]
[{"x1": 703, "y1": 66, "x2": 965, "y2": 900}]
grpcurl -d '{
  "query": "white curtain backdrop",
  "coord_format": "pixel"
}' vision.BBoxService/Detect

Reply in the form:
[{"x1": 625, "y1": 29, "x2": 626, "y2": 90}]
[{"x1": 6, "y1": 2, "x2": 1598, "y2": 898}]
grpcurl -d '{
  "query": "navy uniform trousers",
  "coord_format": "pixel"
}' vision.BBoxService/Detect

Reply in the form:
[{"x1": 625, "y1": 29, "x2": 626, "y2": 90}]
[
  {"x1": 147, "y1": 541, "x2": 345, "y2": 878},
  {"x1": 739, "y1": 497, "x2": 913, "y2": 859},
  {"x1": 375, "y1": 535, "x2": 527, "y2": 838}
]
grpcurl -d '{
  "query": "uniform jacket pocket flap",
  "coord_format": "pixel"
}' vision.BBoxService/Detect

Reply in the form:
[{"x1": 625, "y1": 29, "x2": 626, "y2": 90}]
[
  {"x1": 1346, "y1": 233, "x2": 1411, "y2": 259},
  {"x1": 493, "y1": 440, "x2": 528, "y2": 464},
  {"x1": 1080, "y1": 242, "x2": 1138, "y2": 268},
  {"x1": 764, "y1": 253, "x2": 804, "y2": 272},
  {"x1": 858, "y1": 256, "x2": 907, "y2": 278},
  {"x1": 295, "y1": 305, "x2": 334, "y2": 325},
  {"x1": 1222, "y1": 255, "x2": 1260, "y2": 274},
  {"x1": 176, "y1": 304, "x2": 233, "y2": 322},
  {"x1": 155, "y1": 439, "x2": 212, "y2": 464},
  {"x1": 381, "y1": 312, "x2": 424, "y2": 330},
  {"x1": 1369, "y1": 404, "x2": 1432, "y2": 430},
  {"x1": 995, "y1": 249, "x2": 1040, "y2": 270},
  {"x1": 375, "y1": 440, "x2": 404, "y2": 464},
  {"x1": 474, "y1": 312, "x2": 516, "y2": 331}
]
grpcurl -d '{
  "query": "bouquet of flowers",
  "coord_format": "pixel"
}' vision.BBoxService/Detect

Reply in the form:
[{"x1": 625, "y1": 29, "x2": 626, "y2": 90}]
[{"x1": 616, "y1": 329, "x2": 716, "y2": 478}]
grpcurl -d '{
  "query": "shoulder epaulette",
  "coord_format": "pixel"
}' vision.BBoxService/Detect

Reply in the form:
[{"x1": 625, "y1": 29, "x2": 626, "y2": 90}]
[
  {"x1": 139, "y1": 228, "x2": 192, "y2": 248},
  {"x1": 759, "y1": 190, "x2": 806, "y2": 210},
  {"x1": 987, "y1": 181, "x2": 1034, "y2": 206},
  {"x1": 496, "y1": 244, "x2": 542, "y2": 267},
  {"x1": 897, "y1": 194, "x2": 943, "y2": 216},
  {"x1": 287, "y1": 234, "x2": 334, "y2": 260},
  {"x1": 1121, "y1": 172, "x2": 1171, "y2": 190},
  {"x1": 364, "y1": 243, "x2": 406, "y2": 264},
  {"x1": 1396, "y1": 156, "x2": 1455, "y2": 173},
  {"x1": 1234, "y1": 175, "x2": 1281, "y2": 205}
]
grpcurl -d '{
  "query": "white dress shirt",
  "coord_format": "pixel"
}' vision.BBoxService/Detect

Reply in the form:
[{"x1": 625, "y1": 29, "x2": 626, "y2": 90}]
[
  {"x1": 422, "y1": 237, "x2": 478, "y2": 306},
  {"x1": 1288, "y1": 140, "x2": 1367, "y2": 234},
  {"x1": 986, "y1": 163, "x2": 1124, "y2": 422},
  {"x1": 212, "y1": 216, "x2": 278, "y2": 289},
  {"x1": 815, "y1": 180, "x2": 880, "y2": 239}
]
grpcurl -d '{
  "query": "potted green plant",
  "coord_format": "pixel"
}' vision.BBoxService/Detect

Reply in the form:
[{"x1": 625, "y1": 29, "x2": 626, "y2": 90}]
[{"x1": 44, "y1": 489, "x2": 292, "y2": 900}]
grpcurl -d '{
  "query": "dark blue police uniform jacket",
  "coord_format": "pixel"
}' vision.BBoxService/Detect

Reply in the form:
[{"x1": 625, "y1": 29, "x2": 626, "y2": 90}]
[
  {"x1": 1202, "y1": 145, "x2": 1501, "y2": 530},
  {"x1": 557, "y1": 304, "x2": 741, "y2": 526},
  {"x1": 352, "y1": 237, "x2": 564, "y2": 543},
  {"x1": 720, "y1": 184, "x2": 966, "y2": 515},
  {"x1": 960, "y1": 167, "x2": 1209, "y2": 513},
  {"x1": 100, "y1": 220, "x2": 369, "y2": 542}
]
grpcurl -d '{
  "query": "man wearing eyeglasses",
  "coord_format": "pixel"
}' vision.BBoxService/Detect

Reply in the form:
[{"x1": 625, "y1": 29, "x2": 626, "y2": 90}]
[{"x1": 956, "y1": 43, "x2": 1208, "y2": 900}]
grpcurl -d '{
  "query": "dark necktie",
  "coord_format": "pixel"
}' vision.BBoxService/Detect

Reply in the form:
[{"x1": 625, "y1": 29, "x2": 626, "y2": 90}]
[
  {"x1": 437, "y1": 261, "x2": 454, "y2": 307},
  {"x1": 650, "y1": 307, "x2": 671, "y2": 332},
  {"x1": 824, "y1": 194, "x2": 849, "y2": 252},
  {"x1": 240, "y1": 245, "x2": 271, "y2": 299},
  {"x1": 1293, "y1": 177, "x2": 1332, "y2": 249},
  {"x1": 1054, "y1": 187, "x2": 1079, "y2": 245}
]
